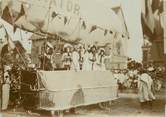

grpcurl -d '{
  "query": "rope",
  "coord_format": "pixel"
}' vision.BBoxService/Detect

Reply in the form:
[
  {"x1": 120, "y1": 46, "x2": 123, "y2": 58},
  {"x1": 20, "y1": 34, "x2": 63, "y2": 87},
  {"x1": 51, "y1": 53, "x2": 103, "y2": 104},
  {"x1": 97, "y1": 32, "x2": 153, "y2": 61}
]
[{"x1": 15, "y1": 0, "x2": 125, "y2": 35}]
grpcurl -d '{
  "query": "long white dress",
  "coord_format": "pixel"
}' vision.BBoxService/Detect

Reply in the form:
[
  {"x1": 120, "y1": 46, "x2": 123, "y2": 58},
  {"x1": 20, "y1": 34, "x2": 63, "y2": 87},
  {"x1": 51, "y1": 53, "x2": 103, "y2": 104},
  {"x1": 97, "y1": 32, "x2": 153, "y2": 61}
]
[
  {"x1": 96, "y1": 55, "x2": 106, "y2": 71},
  {"x1": 2, "y1": 72, "x2": 10, "y2": 110},
  {"x1": 82, "y1": 52, "x2": 91, "y2": 71},
  {"x1": 71, "y1": 51, "x2": 80, "y2": 71},
  {"x1": 138, "y1": 73, "x2": 156, "y2": 102}
]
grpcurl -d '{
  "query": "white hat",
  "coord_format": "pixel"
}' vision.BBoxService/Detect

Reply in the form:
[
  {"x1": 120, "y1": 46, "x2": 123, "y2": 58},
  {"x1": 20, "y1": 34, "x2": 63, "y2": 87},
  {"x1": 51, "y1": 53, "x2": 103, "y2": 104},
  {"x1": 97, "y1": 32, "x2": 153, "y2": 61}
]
[
  {"x1": 148, "y1": 67, "x2": 154, "y2": 71},
  {"x1": 63, "y1": 43, "x2": 73, "y2": 48}
]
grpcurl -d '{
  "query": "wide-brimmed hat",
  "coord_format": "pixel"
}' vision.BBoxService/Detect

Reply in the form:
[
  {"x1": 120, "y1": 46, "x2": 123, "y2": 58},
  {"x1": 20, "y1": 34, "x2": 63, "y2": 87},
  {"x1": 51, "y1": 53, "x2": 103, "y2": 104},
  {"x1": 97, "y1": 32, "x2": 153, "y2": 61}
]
[{"x1": 63, "y1": 43, "x2": 73, "y2": 48}]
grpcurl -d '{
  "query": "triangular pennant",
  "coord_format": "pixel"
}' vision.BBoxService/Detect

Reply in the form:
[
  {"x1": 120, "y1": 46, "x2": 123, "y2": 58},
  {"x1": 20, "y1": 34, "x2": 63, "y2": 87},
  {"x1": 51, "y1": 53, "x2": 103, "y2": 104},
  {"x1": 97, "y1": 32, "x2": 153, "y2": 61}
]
[
  {"x1": 110, "y1": 30, "x2": 113, "y2": 34},
  {"x1": 1, "y1": 6, "x2": 13, "y2": 24},
  {"x1": 15, "y1": 4, "x2": 25, "y2": 22},
  {"x1": 89, "y1": 25, "x2": 97, "y2": 33},
  {"x1": 64, "y1": 16, "x2": 67, "y2": 25},
  {"x1": 81, "y1": 21, "x2": 86, "y2": 30},
  {"x1": 104, "y1": 29, "x2": 108, "y2": 36},
  {"x1": 51, "y1": 11, "x2": 58, "y2": 19}
]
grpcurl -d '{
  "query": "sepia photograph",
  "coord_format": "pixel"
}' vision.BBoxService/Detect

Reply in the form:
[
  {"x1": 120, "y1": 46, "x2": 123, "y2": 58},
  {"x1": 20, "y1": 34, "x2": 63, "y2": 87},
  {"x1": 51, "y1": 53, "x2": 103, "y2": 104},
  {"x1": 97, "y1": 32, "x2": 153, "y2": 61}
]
[{"x1": 0, "y1": 0, "x2": 165, "y2": 117}]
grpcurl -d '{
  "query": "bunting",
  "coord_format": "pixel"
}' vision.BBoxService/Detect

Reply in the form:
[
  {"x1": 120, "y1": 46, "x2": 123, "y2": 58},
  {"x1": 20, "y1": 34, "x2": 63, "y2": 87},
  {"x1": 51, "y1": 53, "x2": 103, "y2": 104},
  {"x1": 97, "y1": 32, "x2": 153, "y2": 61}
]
[
  {"x1": 89, "y1": 25, "x2": 97, "y2": 33},
  {"x1": 64, "y1": 16, "x2": 68, "y2": 25},
  {"x1": 110, "y1": 30, "x2": 113, "y2": 34},
  {"x1": 0, "y1": 4, "x2": 127, "y2": 40},
  {"x1": 15, "y1": 4, "x2": 25, "y2": 22},
  {"x1": 51, "y1": 11, "x2": 58, "y2": 19},
  {"x1": 104, "y1": 30, "x2": 108, "y2": 36},
  {"x1": 1, "y1": 6, "x2": 13, "y2": 24},
  {"x1": 81, "y1": 21, "x2": 86, "y2": 30}
]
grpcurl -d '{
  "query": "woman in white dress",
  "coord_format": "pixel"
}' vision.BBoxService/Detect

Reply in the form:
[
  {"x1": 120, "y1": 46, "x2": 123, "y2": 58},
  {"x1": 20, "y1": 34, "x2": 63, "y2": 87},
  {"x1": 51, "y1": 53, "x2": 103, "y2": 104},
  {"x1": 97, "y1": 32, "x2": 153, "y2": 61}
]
[
  {"x1": 71, "y1": 47, "x2": 80, "y2": 71},
  {"x1": 82, "y1": 50, "x2": 91, "y2": 71},
  {"x1": 62, "y1": 44, "x2": 73, "y2": 70},
  {"x1": 88, "y1": 45, "x2": 98, "y2": 71},
  {"x1": 138, "y1": 70, "x2": 155, "y2": 108},
  {"x1": 96, "y1": 48, "x2": 106, "y2": 71}
]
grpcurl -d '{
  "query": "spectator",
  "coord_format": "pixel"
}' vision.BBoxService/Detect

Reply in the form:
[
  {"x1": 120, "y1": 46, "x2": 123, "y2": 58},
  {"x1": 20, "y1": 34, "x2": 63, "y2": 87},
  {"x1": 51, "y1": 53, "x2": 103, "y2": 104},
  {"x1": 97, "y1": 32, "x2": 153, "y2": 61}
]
[{"x1": 138, "y1": 69, "x2": 155, "y2": 109}]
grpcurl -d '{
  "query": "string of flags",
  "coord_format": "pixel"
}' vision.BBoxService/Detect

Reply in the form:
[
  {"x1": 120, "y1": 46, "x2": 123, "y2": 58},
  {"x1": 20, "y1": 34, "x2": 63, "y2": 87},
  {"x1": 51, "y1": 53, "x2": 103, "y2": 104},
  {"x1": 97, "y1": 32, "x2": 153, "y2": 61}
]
[
  {"x1": 1, "y1": 2, "x2": 130, "y2": 39},
  {"x1": 50, "y1": 11, "x2": 129, "y2": 39}
]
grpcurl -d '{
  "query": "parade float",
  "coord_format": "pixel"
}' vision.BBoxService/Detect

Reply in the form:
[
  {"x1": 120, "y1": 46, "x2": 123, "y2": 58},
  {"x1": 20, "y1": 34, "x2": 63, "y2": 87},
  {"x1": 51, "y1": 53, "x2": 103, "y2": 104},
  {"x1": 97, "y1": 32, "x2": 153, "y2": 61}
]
[{"x1": 0, "y1": 0, "x2": 129, "y2": 116}]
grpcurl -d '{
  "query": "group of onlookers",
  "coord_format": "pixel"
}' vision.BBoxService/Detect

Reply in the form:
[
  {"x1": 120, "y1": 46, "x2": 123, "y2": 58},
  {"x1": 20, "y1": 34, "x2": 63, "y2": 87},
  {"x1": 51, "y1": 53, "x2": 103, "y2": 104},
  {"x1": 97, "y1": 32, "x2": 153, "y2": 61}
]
[{"x1": 113, "y1": 65, "x2": 164, "y2": 109}]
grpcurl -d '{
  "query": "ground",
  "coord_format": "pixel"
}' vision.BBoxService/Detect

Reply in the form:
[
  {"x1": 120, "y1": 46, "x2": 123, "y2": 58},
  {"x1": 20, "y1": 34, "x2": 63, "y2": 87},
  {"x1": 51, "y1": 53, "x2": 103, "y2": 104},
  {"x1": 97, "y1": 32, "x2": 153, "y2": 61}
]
[{"x1": 0, "y1": 88, "x2": 165, "y2": 117}]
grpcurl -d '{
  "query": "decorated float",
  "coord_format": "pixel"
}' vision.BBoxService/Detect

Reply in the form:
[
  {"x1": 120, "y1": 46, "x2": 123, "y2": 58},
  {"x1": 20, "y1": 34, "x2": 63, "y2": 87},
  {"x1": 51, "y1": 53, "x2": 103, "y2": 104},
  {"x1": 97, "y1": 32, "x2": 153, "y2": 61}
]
[{"x1": 0, "y1": 0, "x2": 129, "y2": 116}]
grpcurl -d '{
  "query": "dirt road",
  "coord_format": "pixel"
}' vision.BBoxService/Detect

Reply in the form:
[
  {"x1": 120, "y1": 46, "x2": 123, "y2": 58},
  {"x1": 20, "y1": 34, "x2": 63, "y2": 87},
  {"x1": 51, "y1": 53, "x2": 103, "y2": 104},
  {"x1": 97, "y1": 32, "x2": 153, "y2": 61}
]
[{"x1": 0, "y1": 89, "x2": 165, "y2": 117}]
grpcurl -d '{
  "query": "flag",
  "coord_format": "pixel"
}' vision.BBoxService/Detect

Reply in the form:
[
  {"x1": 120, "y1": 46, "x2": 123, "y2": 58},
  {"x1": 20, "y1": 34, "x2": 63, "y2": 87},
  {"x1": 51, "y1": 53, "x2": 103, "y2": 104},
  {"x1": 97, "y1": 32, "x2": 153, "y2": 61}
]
[
  {"x1": 112, "y1": 6, "x2": 129, "y2": 39},
  {"x1": 81, "y1": 21, "x2": 86, "y2": 30},
  {"x1": 3, "y1": 27, "x2": 15, "y2": 50},
  {"x1": 89, "y1": 25, "x2": 97, "y2": 33},
  {"x1": 104, "y1": 29, "x2": 108, "y2": 36},
  {"x1": 15, "y1": 4, "x2": 25, "y2": 22},
  {"x1": 141, "y1": 14, "x2": 153, "y2": 40},
  {"x1": 51, "y1": 11, "x2": 58, "y2": 19},
  {"x1": 151, "y1": 0, "x2": 160, "y2": 13},
  {"x1": 64, "y1": 16, "x2": 67, "y2": 25},
  {"x1": 145, "y1": 0, "x2": 149, "y2": 17},
  {"x1": 110, "y1": 30, "x2": 113, "y2": 34},
  {"x1": 1, "y1": 6, "x2": 13, "y2": 24},
  {"x1": 142, "y1": 0, "x2": 155, "y2": 33}
]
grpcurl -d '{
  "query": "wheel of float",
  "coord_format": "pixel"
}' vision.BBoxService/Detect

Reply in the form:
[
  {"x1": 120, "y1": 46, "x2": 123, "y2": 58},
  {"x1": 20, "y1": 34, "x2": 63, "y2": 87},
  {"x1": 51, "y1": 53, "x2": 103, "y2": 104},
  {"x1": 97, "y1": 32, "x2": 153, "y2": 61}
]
[{"x1": 99, "y1": 101, "x2": 112, "y2": 112}]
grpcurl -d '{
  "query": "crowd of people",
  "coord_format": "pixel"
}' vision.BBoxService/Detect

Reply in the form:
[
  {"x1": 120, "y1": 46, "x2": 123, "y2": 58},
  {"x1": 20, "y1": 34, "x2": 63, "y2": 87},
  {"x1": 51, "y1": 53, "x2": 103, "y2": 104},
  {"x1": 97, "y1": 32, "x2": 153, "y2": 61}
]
[
  {"x1": 39, "y1": 42, "x2": 111, "y2": 71},
  {"x1": 113, "y1": 63, "x2": 165, "y2": 109}
]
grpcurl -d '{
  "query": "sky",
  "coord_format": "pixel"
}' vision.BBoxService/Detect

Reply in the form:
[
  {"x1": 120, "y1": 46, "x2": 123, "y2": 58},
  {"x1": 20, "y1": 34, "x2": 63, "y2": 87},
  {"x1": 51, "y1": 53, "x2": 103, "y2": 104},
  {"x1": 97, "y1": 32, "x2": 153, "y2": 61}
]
[
  {"x1": 94, "y1": 0, "x2": 144, "y2": 62},
  {"x1": 0, "y1": 0, "x2": 144, "y2": 62}
]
